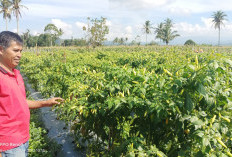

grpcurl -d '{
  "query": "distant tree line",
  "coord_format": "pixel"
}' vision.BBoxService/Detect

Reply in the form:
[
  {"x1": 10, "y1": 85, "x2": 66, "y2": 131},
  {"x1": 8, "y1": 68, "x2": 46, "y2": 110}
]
[
  {"x1": 113, "y1": 18, "x2": 180, "y2": 46},
  {"x1": 21, "y1": 23, "x2": 64, "y2": 47},
  {"x1": 0, "y1": 0, "x2": 228, "y2": 47},
  {"x1": 19, "y1": 10, "x2": 230, "y2": 47},
  {"x1": 62, "y1": 38, "x2": 87, "y2": 47},
  {"x1": 22, "y1": 17, "x2": 109, "y2": 48}
]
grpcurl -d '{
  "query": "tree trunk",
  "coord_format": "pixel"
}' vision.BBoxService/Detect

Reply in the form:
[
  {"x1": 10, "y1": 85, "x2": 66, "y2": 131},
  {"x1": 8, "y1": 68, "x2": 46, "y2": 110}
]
[
  {"x1": 17, "y1": 16, "x2": 19, "y2": 34},
  {"x1": 218, "y1": 26, "x2": 221, "y2": 46},
  {"x1": 146, "y1": 34, "x2": 147, "y2": 46},
  {"x1": 6, "y1": 19, "x2": 8, "y2": 31},
  {"x1": 50, "y1": 36, "x2": 53, "y2": 47}
]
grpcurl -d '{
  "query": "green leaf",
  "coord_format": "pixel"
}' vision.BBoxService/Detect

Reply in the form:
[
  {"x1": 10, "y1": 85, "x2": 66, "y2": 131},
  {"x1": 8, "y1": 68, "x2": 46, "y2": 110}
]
[
  {"x1": 159, "y1": 78, "x2": 165, "y2": 88},
  {"x1": 110, "y1": 99, "x2": 121, "y2": 113},
  {"x1": 195, "y1": 151, "x2": 204, "y2": 157},
  {"x1": 185, "y1": 93, "x2": 194, "y2": 112},
  {"x1": 107, "y1": 99, "x2": 114, "y2": 109},
  {"x1": 209, "y1": 60, "x2": 219, "y2": 69},
  {"x1": 178, "y1": 150, "x2": 186, "y2": 157},
  {"x1": 140, "y1": 88, "x2": 146, "y2": 95},
  {"x1": 194, "y1": 130, "x2": 204, "y2": 137},
  {"x1": 188, "y1": 64, "x2": 195, "y2": 71},
  {"x1": 202, "y1": 136, "x2": 210, "y2": 146},
  {"x1": 213, "y1": 61, "x2": 219, "y2": 69},
  {"x1": 224, "y1": 59, "x2": 232, "y2": 67},
  {"x1": 115, "y1": 84, "x2": 120, "y2": 89},
  {"x1": 197, "y1": 83, "x2": 207, "y2": 96},
  {"x1": 190, "y1": 116, "x2": 204, "y2": 128},
  {"x1": 174, "y1": 79, "x2": 182, "y2": 87},
  {"x1": 192, "y1": 119, "x2": 204, "y2": 126},
  {"x1": 199, "y1": 111, "x2": 207, "y2": 117},
  {"x1": 204, "y1": 95, "x2": 215, "y2": 106},
  {"x1": 181, "y1": 115, "x2": 191, "y2": 121}
]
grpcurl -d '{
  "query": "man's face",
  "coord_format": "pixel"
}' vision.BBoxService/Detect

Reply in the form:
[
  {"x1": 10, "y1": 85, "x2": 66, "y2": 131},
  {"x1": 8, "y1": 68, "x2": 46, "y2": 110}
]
[{"x1": 0, "y1": 41, "x2": 23, "y2": 69}]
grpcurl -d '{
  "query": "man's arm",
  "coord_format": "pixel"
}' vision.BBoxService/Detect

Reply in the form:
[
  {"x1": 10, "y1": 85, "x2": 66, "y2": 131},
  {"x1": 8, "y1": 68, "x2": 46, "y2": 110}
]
[{"x1": 27, "y1": 97, "x2": 64, "y2": 109}]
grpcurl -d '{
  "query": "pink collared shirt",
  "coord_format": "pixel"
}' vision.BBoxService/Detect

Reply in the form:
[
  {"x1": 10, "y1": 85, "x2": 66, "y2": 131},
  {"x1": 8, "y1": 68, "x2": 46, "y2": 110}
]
[{"x1": 0, "y1": 66, "x2": 30, "y2": 152}]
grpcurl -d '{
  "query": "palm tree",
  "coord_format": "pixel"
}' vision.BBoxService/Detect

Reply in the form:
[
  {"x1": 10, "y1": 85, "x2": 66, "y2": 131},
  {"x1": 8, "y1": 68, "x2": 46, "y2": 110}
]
[
  {"x1": 143, "y1": 20, "x2": 152, "y2": 45},
  {"x1": 163, "y1": 28, "x2": 180, "y2": 45},
  {"x1": 164, "y1": 18, "x2": 173, "y2": 28},
  {"x1": 211, "y1": 10, "x2": 227, "y2": 46},
  {"x1": 155, "y1": 18, "x2": 180, "y2": 45},
  {"x1": 0, "y1": 0, "x2": 12, "y2": 31},
  {"x1": 12, "y1": 0, "x2": 28, "y2": 34},
  {"x1": 155, "y1": 22, "x2": 164, "y2": 43}
]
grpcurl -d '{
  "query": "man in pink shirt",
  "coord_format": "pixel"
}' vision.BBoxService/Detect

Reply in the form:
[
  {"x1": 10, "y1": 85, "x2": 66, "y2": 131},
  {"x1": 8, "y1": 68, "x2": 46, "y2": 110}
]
[{"x1": 0, "y1": 31, "x2": 63, "y2": 157}]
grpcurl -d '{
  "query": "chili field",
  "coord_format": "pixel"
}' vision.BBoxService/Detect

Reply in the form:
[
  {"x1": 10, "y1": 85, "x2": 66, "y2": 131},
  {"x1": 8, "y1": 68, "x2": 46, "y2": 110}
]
[{"x1": 20, "y1": 46, "x2": 232, "y2": 156}]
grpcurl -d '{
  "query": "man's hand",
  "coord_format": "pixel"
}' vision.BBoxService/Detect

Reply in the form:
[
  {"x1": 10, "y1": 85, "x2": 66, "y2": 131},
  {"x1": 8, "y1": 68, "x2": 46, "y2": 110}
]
[
  {"x1": 27, "y1": 97, "x2": 64, "y2": 109},
  {"x1": 45, "y1": 97, "x2": 64, "y2": 107}
]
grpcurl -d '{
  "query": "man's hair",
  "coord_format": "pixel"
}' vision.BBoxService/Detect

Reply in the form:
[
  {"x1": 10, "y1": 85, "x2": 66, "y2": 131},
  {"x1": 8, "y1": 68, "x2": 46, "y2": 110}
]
[{"x1": 0, "y1": 31, "x2": 23, "y2": 49}]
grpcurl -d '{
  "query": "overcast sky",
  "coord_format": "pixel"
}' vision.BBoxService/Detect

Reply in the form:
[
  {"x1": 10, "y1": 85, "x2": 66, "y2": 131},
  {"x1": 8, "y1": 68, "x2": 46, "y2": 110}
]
[{"x1": 3, "y1": 0, "x2": 232, "y2": 45}]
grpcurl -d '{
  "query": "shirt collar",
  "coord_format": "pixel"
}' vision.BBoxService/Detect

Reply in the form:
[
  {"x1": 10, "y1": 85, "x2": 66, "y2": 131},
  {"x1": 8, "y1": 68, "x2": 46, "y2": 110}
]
[
  {"x1": 0, "y1": 66, "x2": 16, "y2": 76},
  {"x1": 0, "y1": 66, "x2": 8, "y2": 74}
]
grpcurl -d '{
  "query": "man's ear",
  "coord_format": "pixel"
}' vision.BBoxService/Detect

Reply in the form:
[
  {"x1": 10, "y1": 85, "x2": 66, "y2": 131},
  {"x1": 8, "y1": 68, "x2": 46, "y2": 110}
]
[{"x1": 0, "y1": 46, "x2": 4, "y2": 55}]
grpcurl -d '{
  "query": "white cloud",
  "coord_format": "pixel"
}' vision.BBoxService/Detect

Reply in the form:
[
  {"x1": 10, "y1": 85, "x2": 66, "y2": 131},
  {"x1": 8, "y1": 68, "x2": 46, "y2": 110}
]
[
  {"x1": 23, "y1": 4, "x2": 104, "y2": 19},
  {"x1": 31, "y1": 30, "x2": 39, "y2": 36},
  {"x1": 109, "y1": 0, "x2": 174, "y2": 10},
  {"x1": 75, "y1": 22, "x2": 87, "y2": 29},
  {"x1": 106, "y1": 23, "x2": 135, "y2": 41},
  {"x1": 51, "y1": 19, "x2": 73, "y2": 38},
  {"x1": 23, "y1": 1, "x2": 110, "y2": 19},
  {"x1": 51, "y1": 19, "x2": 72, "y2": 30},
  {"x1": 201, "y1": 17, "x2": 214, "y2": 29},
  {"x1": 168, "y1": 7, "x2": 191, "y2": 16},
  {"x1": 173, "y1": 17, "x2": 232, "y2": 44},
  {"x1": 224, "y1": 21, "x2": 232, "y2": 30},
  {"x1": 165, "y1": 0, "x2": 232, "y2": 14},
  {"x1": 25, "y1": 0, "x2": 232, "y2": 13},
  {"x1": 175, "y1": 19, "x2": 213, "y2": 37},
  {"x1": 24, "y1": 4, "x2": 77, "y2": 18},
  {"x1": 12, "y1": 29, "x2": 17, "y2": 33},
  {"x1": 125, "y1": 26, "x2": 132, "y2": 34},
  {"x1": 106, "y1": 20, "x2": 112, "y2": 27}
]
